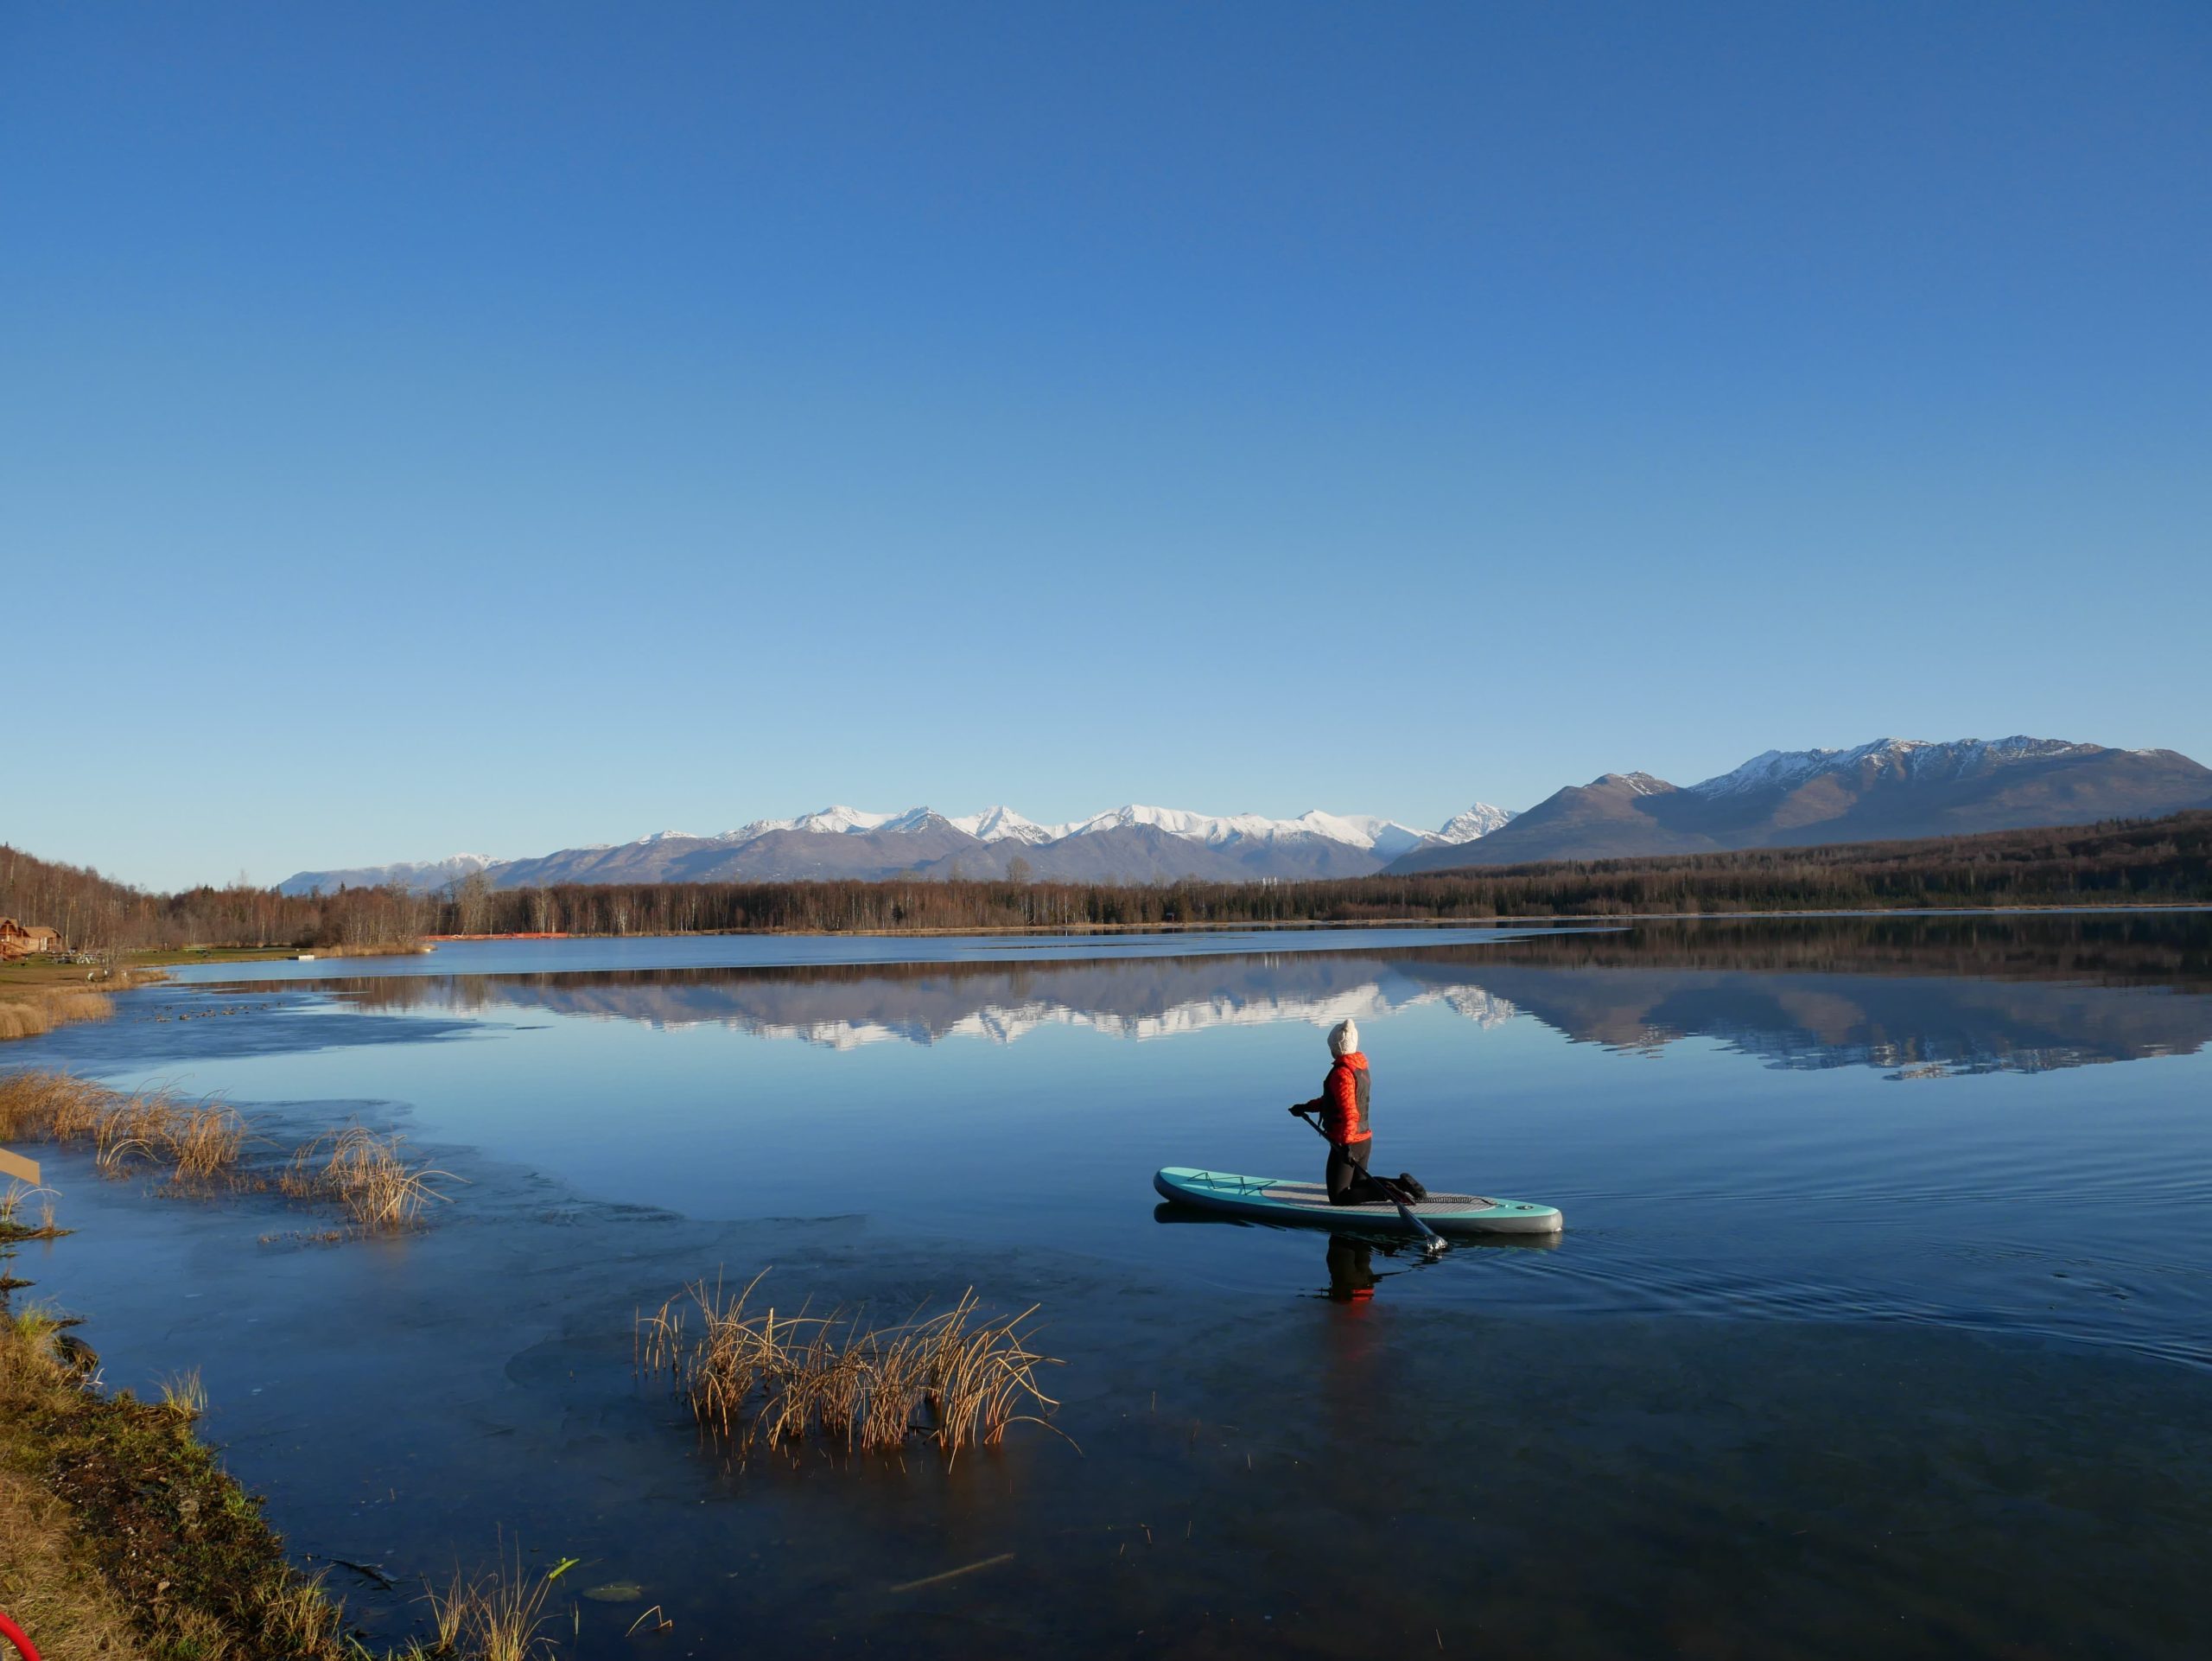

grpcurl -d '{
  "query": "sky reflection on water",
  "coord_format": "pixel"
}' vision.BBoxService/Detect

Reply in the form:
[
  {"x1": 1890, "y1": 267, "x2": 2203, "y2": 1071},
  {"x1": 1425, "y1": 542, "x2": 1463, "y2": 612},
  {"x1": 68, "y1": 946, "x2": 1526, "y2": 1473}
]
[{"x1": 9, "y1": 915, "x2": 2211, "y2": 1658}]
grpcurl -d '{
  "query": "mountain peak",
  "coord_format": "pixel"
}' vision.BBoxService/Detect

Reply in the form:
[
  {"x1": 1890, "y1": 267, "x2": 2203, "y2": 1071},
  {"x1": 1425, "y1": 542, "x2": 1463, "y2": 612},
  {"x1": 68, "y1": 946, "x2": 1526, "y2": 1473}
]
[
  {"x1": 1438, "y1": 803, "x2": 1516, "y2": 843},
  {"x1": 1687, "y1": 735, "x2": 2109, "y2": 798},
  {"x1": 948, "y1": 805, "x2": 1062, "y2": 844},
  {"x1": 1378, "y1": 732, "x2": 2210, "y2": 875}
]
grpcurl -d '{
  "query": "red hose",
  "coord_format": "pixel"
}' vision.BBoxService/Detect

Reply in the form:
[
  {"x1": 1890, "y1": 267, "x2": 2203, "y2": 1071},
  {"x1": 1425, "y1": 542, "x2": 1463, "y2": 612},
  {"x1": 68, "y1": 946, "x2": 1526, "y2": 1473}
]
[{"x1": 0, "y1": 1608, "x2": 39, "y2": 1661}]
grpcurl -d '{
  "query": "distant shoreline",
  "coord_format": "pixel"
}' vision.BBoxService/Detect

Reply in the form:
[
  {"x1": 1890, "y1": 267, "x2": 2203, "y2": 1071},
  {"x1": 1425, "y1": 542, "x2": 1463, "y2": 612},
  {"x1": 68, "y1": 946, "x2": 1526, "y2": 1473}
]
[
  {"x1": 13, "y1": 812, "x2": 2207, "y2": 962},
  {"x1": 411, "y1": 901, "x2": 2212, "y2": 945}
]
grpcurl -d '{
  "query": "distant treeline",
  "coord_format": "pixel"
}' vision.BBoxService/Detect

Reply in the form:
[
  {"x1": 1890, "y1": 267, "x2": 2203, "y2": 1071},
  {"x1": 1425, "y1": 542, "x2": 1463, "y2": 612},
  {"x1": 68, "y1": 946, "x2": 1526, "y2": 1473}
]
[
  {"x1": 0, "y1": 844, "x2": 439, "y2": 954},
  {"x1": 5, "y1": 812, "x2": 2209, "y2": 951}
]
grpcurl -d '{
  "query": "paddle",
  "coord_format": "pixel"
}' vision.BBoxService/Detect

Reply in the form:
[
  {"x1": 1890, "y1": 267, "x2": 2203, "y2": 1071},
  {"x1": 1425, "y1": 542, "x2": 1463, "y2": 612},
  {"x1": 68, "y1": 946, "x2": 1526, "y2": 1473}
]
[{"x1": 1292, "y1": 1109, "x2": 1448, "y2": 1254}]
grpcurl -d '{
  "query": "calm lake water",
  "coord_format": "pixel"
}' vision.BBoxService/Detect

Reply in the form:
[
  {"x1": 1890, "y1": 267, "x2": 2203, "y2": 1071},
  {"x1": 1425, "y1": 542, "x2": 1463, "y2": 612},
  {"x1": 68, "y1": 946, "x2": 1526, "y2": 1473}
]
[{"x1": 6, "y1": 915, "x2": 2209, "y2": 1658}]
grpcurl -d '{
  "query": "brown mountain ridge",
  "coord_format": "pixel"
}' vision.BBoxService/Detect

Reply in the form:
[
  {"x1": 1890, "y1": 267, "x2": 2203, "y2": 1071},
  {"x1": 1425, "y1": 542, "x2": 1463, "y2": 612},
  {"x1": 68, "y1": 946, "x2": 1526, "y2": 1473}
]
[{"x1": 1388, "y1": 736, "x2": 2212, "y2": 872}]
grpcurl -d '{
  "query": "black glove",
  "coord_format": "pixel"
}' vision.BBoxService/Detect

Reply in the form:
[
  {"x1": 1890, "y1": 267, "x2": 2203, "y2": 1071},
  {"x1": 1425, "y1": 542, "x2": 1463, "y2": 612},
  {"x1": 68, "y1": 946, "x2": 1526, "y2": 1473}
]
[{"x1": 1287, "y1": 1103, "x2": 1309, "y2": 1116}]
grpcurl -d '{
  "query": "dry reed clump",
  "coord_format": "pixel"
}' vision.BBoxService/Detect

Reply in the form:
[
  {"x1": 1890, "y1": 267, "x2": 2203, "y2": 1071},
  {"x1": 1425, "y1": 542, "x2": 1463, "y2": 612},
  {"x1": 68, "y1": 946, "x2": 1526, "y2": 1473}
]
[
  {"x1": 0, "y1": 1069, "x2": 111, "y2": 1143},
  {"x1": 0, "y1": 988, "x2": 114, "y2": 1043},
  {"x1": 637, "y1": 1271, "x2": 1063, "y2": 1467},
  {"x1": 0, "y1": 1071, "x2": 250, "y2": 1185},
  {"x1": 283, "y1": 1124, "x2": 455, "y2": 1231},
  {"x1": 92, "y1": 1089, "x2": 251, "y2": 1183},
  {"x1": 423, "y1": 1540, "x2": 566, "y2": 1661},
  {"x1": 0, "y1": 1072, "x2": 466, "y2": 1242}
]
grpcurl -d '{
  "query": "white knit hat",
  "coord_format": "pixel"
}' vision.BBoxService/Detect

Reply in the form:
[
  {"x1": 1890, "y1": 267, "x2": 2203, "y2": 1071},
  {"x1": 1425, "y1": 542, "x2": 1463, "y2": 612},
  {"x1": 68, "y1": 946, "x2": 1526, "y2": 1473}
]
[{"x1": 1328, "y1": 1019, "x2": 1359, "y2": 1057}]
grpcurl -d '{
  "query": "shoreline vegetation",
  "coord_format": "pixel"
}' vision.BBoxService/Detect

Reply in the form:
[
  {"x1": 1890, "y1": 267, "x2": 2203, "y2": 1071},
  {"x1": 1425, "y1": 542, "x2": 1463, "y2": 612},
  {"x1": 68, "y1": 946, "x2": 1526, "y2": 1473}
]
[
  {"x1": 0, "y1": 985, "x2": 117, "y2": 1043},
  {"x1": 0, "y1": 945, "x2": 416, "y2": 1046},
  {"x1": 0, "y1": 1091, "x2": 559, "y2": 1658},
  {"x1": 0, "y1": 1102, "x2": 1050, "y2": 1658},
  {"x1": 0, "y1": 1072, "x2": 454, "y2": 1237},
  {"x1": 2, "y1": 812, "x2": 2206, "y2": 963},
  {"x1": 637, "y1": 1274, "x2": 1062, "y2": 1468},
  {"x1": 1, "y1": 1266, "x2": 570, "y2": 1660},
  {"x1": 0, "y1": 1295, "x2": 354, "y2": 1660}
]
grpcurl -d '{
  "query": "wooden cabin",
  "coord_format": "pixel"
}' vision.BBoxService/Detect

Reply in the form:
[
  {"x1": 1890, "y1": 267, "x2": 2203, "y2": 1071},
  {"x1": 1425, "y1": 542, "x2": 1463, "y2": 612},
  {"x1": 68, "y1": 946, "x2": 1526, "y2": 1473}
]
[{"x1": 0, "y1": 918, "x2": 62, "y2": 959}]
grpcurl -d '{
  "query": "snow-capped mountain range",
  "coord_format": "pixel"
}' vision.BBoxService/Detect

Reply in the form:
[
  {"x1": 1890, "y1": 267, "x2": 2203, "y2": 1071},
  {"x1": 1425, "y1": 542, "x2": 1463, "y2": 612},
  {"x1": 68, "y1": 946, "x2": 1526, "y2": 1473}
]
[
  {"x1": 715, "y1": 802, "x2": 1465, "y2": 857},
  {"x1": 276, "y1": 800, "x2": 1520, "y2": 894},
  {"x1": 276, "y1": 735, "x2": 2212, "y2": 895}
]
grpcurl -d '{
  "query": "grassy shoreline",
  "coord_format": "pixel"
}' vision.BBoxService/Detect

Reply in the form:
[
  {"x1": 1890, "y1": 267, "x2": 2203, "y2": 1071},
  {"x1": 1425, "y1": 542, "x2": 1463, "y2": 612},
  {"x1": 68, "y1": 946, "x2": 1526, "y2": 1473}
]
[
  {"x1": 1, "y1": 944, "x2": 428, "y2": 1042},
  {"x1": 0, "y1": 959, "x2": 141, "y2": 1044},
  {"x1": 0, "y1": 1296, "x2": 352, "y2": 1660},
  {"x1": 0, "y1": 1097, "x2": 549, "y2": 1659},
  {"x1": 127, "y1": 942, "x2": 429, "y2": 966}
]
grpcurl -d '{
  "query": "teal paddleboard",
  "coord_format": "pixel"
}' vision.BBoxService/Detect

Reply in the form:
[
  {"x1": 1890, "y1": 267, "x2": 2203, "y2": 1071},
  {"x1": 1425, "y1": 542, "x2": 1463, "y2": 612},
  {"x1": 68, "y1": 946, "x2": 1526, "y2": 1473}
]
[{"x1": 1153, "y1": 1167, "x2": 1563, "y2": 1237}]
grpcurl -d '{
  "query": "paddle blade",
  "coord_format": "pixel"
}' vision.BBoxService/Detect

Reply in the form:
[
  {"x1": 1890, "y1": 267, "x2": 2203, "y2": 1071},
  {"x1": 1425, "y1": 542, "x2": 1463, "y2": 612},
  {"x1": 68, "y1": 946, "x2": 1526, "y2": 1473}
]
[{"x1": 1390, "y1": 1196, "x2": 1448, "y2": 1252}]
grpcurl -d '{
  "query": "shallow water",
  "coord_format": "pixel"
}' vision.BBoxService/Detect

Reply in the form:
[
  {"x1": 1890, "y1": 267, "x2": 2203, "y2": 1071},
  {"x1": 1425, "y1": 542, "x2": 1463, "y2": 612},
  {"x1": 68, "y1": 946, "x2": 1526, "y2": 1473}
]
[{"x1": 7, "y1": 915, "x2": 2210, "y2": 1657}]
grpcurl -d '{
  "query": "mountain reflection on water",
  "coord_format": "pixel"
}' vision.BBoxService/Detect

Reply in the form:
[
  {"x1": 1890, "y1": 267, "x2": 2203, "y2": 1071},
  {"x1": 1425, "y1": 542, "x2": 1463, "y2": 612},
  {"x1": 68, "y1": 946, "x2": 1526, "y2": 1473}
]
[{"x1": 304, "y1": 913, "x2": 2212, "y2": 1079}]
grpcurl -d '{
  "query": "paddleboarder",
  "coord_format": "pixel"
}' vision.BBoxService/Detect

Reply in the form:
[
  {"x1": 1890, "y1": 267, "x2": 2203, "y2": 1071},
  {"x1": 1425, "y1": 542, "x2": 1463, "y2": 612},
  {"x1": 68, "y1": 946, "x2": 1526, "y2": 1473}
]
[{"x1": 1290, "y1": 1020, "x2": 1427, "y2": 1206}]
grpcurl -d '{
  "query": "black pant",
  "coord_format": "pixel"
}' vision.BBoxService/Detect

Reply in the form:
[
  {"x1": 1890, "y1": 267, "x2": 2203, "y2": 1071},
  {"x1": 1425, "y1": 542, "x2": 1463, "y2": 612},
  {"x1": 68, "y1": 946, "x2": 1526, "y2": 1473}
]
[{"x1": 1325, "y1": 1137, "x2": 1391, "y2": 1206}]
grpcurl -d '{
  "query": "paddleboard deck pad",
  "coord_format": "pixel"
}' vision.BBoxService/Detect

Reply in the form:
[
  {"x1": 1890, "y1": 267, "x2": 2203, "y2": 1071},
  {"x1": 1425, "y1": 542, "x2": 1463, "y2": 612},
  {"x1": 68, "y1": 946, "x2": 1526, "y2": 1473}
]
[{"x1": 1154, "y1": 1167, "x2": 1563, "y2": 1236}]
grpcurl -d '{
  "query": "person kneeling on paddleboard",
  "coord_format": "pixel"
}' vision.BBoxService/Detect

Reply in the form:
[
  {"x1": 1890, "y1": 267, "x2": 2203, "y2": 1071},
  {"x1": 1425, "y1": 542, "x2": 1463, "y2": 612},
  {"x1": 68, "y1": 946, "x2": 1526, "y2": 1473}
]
[{"x1": 1291, "y1": 1020, "x2": 1427, "y2": 1206}]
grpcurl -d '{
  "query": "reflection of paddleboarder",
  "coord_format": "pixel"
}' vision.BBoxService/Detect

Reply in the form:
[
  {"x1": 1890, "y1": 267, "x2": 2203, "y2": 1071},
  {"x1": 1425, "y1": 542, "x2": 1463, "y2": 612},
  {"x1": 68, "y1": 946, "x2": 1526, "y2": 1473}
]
[
  {"x1": 1325, "y1": 1234, "x2": 1376, "y2": 1301},
  {"x1": 1289, "y1": 1020, "x2": 1427, "y2": 1206}
]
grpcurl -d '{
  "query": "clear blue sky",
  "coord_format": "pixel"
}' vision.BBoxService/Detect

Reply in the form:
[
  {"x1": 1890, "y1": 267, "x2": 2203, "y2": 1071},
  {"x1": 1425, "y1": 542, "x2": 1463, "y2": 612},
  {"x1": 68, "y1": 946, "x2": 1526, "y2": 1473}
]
[{"x1": 6, "y1": 2, "x2": 2208, "y2": 890}]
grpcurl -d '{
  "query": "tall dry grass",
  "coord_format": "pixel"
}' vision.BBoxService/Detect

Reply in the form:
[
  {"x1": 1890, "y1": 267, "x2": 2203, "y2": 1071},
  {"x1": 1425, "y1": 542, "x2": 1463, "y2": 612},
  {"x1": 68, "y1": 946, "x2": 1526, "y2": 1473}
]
[
  {"x1": 423, "y1": 1540, "x2": 566, "y2": 1661},
  {"x1": 283, "y1": 1124, "x2": 455, "y2": 1231},
  {"x1": 0, "y1": 1070, "x2": 106, "y2": 1144},
  {"x1": 1, "y1": 1072, "x2": 468, "y2": 1244},
  {"x1": 254, "y1": 1569, "x2": 346, "y2": 1656},
  {"x1": 0, "y1": 988, "x2": 113, "y2": 1042},
  {"x1": 92, "y1": 1089, "x2": 250, "y2": 1183},
  {"x1": 0, "y1": 1455, "x2": 152, "y2": 1661},
  {"x1": 637, "y1": 1271, "x2": 1061, "y2": 1466},
  {"x1": 0, "y1": 1072, "x2": 249, "y2": 1185}
]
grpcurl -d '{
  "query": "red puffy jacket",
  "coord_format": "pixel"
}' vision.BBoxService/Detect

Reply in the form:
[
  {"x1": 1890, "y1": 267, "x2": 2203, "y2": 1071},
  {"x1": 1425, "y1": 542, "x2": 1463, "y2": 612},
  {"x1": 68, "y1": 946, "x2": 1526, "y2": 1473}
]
[{"x1": 1303, "y1": 1052, "x2": 1371, "y2": 1145}]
